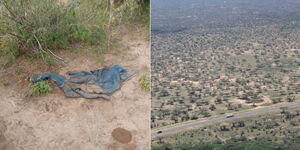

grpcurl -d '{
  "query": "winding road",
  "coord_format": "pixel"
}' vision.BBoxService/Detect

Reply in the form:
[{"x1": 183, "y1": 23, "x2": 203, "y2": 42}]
[{"x1": 151, "y1": 102, "x2": 300, "y2": 136}]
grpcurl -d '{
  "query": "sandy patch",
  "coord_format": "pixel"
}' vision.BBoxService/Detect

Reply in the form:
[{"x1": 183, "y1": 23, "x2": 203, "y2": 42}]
[{"x1": 231, "y1": 95, "x2": 272, "y2": 107}]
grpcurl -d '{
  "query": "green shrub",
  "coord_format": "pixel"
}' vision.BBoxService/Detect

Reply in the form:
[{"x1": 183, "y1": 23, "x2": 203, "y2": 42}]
[
  {"x1": 71, "y1": 25, "x2": 107, "y2": 45},
  {"x1": 32, "y1": 80, "x2": 52, "y2": 96},
  {"x1": 0, "y1": 37, "x2": 19, "y2": 66},
  {"x1": 0, "y1": 0, "x2": 149, "y2": 64},
  {"x1": 131, "y1": 0, "x2": 150, "y2": 25},
  {"x1": 0, "y1": 0, "x2": 77, "y2": 50},
  {"x1": 74, "y1": 0, "x2": 141, "y2": 49},
  {"x1": 2, "y1": 80, "x2": 10, "y2": 86},
  {"x1": 25, "y1": 52, "x2": 55, "y2": 65},
  {"x1": 138, "y1": 74, "x2": 150, "y2": 91}
]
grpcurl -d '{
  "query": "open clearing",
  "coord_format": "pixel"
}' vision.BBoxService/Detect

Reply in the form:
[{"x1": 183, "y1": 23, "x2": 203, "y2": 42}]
[{"x1": 0, "y1": 26, "x2": 149, "y2": 150}]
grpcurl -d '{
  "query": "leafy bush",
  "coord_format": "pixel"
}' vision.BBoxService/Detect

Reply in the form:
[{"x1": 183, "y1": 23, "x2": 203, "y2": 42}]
[
  {"x1": 0, "y1": 0, "x2": 149, "y2": 65},
  {"x1": 138, "y1": 74, "x2": 150, "y2": 91},
  {"x1": 25, "y1": 52, "x2": 55, "y2": 65},
  {"x1": 0, "y1": 37, "x2": 19, "y2": 66},
  {"x1": 74, "y1": 0, "x2": 145, "y2": 48},
  {"x1": 32, "y1": 80, "x2": 52, "y2": 96},
  {"x1": 0, "y1": 0, "x2": 76, "y2": 52},
  {"x1": 71, "y1": 25, "x2": 107, "y2": 45},
  {"x1": 131, "y1": 0, "x2": 150, "y2": 25}
]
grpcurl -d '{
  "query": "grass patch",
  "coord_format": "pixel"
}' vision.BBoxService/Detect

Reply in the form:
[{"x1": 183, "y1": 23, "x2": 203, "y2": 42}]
[
  {"x1": 0, "y1": 0, "x2": 77, "y2": 49},
  {"x1": 25, "y1": 52, "x2": 55, "y2": 65},
  {"x1": 0, "y1": 0, "x2": 76, "y2": 65},
  {"x1": 2, "y1": 80, "x2": 10, "y2": 86},
  {"x1": 71, "y1": 25, "x2": 107, "y2": 45},
  {"x1": 32, "y1": 80, "x2": 52, "y2": 96},
  {"x1": 138, "y1": 74, "x2": 150, "y2": 91},
  {"x1": 0, "y1": 0, "x2": 149, "y2": 65},
  {"x1": 0, "y1": 37, "x2": 19, "y2": 66}
]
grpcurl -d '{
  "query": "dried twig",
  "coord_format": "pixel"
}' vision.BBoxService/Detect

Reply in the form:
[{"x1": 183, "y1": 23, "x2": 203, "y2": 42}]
[
  {"x1": 107, "y1": 0, "x2": 114, "y2": 50},
  {"x1": 33, "y1": 34, "x2": 66, "y2": 63}
]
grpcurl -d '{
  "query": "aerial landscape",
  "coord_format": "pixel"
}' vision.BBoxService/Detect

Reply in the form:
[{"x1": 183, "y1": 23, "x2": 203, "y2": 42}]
[{"x1": 151, "y1": 0, "x2": 300, "y2": 149}]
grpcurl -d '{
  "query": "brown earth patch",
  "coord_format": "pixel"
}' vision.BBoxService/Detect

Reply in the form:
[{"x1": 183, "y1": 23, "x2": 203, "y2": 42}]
[{"x1": 111, "y1": 128, "x2": 132, "y2": 144}]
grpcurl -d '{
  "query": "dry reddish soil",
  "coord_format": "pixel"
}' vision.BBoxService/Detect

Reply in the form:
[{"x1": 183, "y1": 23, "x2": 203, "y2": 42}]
[
  {"x1": 0, "y1": 26, "x2": 150, "y2": 150},
  {"x1": 111, "y1": 128, "x2": 132, "y2": 144}
]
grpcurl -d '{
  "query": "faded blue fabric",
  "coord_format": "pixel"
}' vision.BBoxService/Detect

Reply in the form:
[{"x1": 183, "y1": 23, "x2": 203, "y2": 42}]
[
  {"x1": 30, "y1": 73, "x2": 67, "y2": 87},
  {"x1": 29, "y1": 65, "x2": 135, "y2": 99}
]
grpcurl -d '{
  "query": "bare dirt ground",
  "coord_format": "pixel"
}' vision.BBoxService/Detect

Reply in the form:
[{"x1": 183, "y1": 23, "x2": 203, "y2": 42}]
[
  {"x1": 231, "y1": 95, "x2": 272, "y2": 108},
  {"x1": 0, "y1": 26, "x2": 150, "y2": 150}
]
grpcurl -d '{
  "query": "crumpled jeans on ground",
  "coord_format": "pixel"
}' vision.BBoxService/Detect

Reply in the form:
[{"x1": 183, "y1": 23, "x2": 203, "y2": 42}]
[{"x1": 30, "y1": 65, "x2": 136, "y2": 99}]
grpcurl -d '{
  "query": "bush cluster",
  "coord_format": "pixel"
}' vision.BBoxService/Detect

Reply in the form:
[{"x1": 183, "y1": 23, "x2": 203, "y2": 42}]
[{"x1": 0, "y1": 0, "x2": 148, "y2": 65}]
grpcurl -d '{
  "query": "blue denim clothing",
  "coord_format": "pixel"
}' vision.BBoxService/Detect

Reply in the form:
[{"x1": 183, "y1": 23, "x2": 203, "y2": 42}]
[{"x1": 30, "y1": 65, "x2": 135, "y2": 99}]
